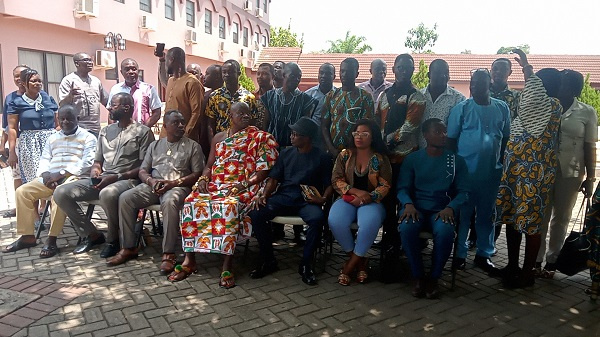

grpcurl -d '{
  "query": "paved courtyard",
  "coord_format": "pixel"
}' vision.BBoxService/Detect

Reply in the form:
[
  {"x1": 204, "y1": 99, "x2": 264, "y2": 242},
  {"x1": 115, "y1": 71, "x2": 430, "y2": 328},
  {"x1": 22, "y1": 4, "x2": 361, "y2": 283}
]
[{"x1": 0, "y1": 165, "x2": 599, "y2": 336}]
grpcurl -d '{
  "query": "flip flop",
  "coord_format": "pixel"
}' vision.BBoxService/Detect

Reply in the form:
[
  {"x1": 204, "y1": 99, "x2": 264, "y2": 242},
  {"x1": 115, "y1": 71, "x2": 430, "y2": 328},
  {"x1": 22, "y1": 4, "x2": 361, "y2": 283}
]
[
  {"x1": 219, "y1": 271, "x2": 236, "y2": 289},
  {"x1": 39, "y1": 244, "x2": 59, "y2": 258},
  {"x1": 167, "y1": 265, "x2": 197, "y2": 282},
  {"x1": 2, "y1": 237, "x2": 37, "y2": 253}
]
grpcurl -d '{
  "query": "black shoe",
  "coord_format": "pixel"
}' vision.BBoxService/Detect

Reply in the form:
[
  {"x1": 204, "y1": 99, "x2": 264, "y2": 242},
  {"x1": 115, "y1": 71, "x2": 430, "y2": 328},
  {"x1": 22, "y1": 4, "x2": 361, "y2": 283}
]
[
  {"x1": 272, "y1": 231, "x2": 285, "y2": 242},
  {"x1": 249, "y1": 261, "x2": 279, "y2": 279},
  {"x1": 73, "y1": 233, "x2": 106, "y2": 254},
  {"x1": 452, "y1": 257, "x2": 466, "y2": 271},
  {"x1": 100, "y1": 242, "x2": 120, "y2": 258},
  {"x1": 298, "y1": 264, "x2": 317, "y2": 285},
  {"x1": 474, "y1": 255, "x2": 501, "y2": 277},
  {"x1": 467, "y1": 240, "x2": 476, "y2": 250}
]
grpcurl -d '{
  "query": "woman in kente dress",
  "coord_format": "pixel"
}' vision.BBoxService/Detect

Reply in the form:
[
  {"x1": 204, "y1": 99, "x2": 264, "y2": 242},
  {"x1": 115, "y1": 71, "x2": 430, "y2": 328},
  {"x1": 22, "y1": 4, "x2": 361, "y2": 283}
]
[
  {"x1": 169, "y1": 102, "x2": 278, "y2": 287},
  {"x1": 496, "y1": 49, "x2": 562, "y2": 288}
]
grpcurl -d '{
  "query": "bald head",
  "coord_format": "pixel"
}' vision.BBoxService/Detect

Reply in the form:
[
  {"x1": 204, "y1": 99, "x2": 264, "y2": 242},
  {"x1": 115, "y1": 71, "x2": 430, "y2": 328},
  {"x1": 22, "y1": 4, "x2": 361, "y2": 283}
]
[
  {"x1": 73, "y1": 52, "x2": 93, "y2": 75},
  {"x1": 186, "y1": 63, "x2": 203, "y2": 82},
  {"x1": 58, "y1": 104, "x2": 80, "y2": 134}
]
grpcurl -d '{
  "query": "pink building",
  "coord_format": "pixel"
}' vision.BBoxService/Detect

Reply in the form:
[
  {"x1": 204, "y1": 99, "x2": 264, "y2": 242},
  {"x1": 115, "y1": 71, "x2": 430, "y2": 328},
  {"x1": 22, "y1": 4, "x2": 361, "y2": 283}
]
[{"x1": 0, "y1": 0, "x2": 271, "y2": 121}]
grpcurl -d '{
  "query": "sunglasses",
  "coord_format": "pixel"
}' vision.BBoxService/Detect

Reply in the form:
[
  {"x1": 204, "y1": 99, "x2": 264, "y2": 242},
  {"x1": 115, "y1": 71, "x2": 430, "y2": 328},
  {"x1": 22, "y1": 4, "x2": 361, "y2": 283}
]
[
  {"x1": 352, "y1": 131, "x2": 371, "y2": 138},
  {"x1": 471, "y1": 68, "x2": 490, "y2": 76}
]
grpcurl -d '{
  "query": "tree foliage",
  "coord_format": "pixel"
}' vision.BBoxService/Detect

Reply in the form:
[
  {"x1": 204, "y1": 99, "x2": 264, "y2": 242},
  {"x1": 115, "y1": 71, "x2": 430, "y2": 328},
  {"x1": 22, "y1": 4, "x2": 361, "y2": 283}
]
[
  {"x1": 412, "y1": 59, "x2": 429, "y2": 90},
  {"x1": 239, "y1": 64, "x2": 256, "y2": 92},
  {"x1": 325, "y1": 31, "x2": 372, "y2": 54},
  {"x1": 497, "y1": 44, "x2": 530, "y2": 54},
  {"x1": 579, "y1": 73, "x2": 600, "y2": 125},
  {"x1": 270, "y1": 24, "x2": 304, "y2": 48},
  {"x1": 461, "y1": 49, "x2": 472, "y2": 54},
  {"x1": 405, "y1": 23, "x2": 438, "y2": 54}
]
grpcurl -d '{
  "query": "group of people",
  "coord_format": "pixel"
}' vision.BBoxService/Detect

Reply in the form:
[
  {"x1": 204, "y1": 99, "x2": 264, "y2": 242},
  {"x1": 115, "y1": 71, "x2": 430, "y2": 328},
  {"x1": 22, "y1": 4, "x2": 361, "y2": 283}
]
[{"x1": 1, "y1": 46, "x2": 598, "y2": 299}]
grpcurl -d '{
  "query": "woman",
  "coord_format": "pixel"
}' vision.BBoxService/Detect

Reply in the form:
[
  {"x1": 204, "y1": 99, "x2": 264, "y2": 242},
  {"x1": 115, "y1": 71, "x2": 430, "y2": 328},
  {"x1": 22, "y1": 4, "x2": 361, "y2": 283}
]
[
  {"x1": 586, "y1": 183, "x2": 600, "y2": 300},
  {"x1": 496, "y1": 49, "x2": 562, "y2": 288},
  {"x1": 329, "y1": 119, "x2": 392, "y2": 286},
  {"x1": 7, "y1": 68, "x2": 58, "y2": 183},
  {"x1": 536, "y1": 69, "x2": 598, "y2": 278},
  {"x1": 170, "y1": 102, "x2": 278, "y2": 288}
]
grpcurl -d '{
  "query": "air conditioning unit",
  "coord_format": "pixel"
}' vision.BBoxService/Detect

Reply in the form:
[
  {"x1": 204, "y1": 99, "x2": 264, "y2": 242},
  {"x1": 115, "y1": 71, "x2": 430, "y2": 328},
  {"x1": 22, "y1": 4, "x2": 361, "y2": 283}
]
[
  {"x1": 95, "y1": 50, "x2": 115, "y2": 68},
  {"x1": 248, "y1": 50, "x2": 255, "y2": 59},
  {"x1": 74, "y1": 0, "x2": 99, "y2": 18},
  {"x1": 185, "y1": 29, "x2": 198, "y2": 44},
  {"x1": 255, "y1": 8, "x2": 264, "y2": 18},
  {"x1": 140, "y1": 15, "x2": 157, "y2": 32},
  {"x1": 240, "y1": 49, "x2": 245, "y2": 57},
  {"x1": 243, "y1": 1, "x2": 253, "y2": 12},
  {"x1": 219, "y1": 42, "x2": 225, "y2": 51}
]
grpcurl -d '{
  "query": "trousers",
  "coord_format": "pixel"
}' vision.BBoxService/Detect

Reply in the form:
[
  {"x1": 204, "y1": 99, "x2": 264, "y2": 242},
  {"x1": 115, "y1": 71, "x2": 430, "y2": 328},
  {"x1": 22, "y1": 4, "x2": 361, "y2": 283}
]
[
  {"x1": 328, "y1": 199, "x2": 385, "y2": 257},
  {"x1": 15, "y1": 180, "x2": 66, "y2": 237}
]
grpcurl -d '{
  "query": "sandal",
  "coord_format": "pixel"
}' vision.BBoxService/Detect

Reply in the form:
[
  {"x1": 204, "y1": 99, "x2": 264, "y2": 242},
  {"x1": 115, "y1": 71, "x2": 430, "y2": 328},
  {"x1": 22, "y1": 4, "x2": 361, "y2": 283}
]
[
  {"x1": 357, "y1": 271, "x2": 368, "y2": 284},
  {"x1": 167, "y1": 265, "x2": 197, "y2": 282},
  {"x1": 219, "y1": 271, "x2": 236, "y2": 289},
  {"x1": 159, "y1": 253, "x2": 177, "y2": 276},
  {"x1": 540, "y1": 269, "x2": 555, "y2": 279},
  {"x1": 39, "y1": 244, "x2": 58, "y2": 258},
  {"x1": 2, "y1": 237, "x2": 37, "y2": 253},
  {"x1": 338, "y1": 272, "x2": 351, "y2": 286}
]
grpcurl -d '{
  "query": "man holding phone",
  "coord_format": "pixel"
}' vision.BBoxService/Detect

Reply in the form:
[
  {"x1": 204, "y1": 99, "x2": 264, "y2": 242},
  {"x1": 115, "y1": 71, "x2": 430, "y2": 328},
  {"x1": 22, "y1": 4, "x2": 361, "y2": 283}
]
[{"x1": 54, "y1": 93, "x2": 155, "y2": 257}]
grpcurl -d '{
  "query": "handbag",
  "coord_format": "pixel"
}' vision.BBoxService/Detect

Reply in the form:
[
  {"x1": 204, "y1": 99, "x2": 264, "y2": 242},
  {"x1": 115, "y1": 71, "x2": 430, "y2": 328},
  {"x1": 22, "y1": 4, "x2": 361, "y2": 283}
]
[{"x1": 556, "y1": 197, "x2": 592, "y2": 276}]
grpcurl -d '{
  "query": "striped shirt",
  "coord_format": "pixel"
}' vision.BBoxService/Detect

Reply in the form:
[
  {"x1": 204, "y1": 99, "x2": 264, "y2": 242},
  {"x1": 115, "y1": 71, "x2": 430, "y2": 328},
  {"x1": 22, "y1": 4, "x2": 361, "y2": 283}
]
[
  {"x1": 261, "y1": 88, "x2": 316, "y2": 147},
  {"x1": 107, "y1": 81, "x2": 162, "y2": 124},
  {"x1": 36, "y1": 126, "x2": 97, "y2": 177}
]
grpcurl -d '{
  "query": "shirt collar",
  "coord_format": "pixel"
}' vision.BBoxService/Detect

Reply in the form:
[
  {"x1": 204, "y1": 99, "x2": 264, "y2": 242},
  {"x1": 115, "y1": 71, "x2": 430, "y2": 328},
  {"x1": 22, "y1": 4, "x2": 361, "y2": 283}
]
[
  {"x1": 122, "y1": 81, "x2": 140, "y2": 90},
  {"x1": 60, "y1": 126, "x2": 80, "y2": 137}
]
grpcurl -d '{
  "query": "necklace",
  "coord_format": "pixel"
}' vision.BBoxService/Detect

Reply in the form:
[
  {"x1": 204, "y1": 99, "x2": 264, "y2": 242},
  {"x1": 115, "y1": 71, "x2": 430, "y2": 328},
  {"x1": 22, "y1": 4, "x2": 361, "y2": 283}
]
[
  {"x1": 278, "y1": 89, "x2": 300, "y2": 106},
  {"x1": 166, "y1": 139, "x2": 181, "y2": 156}
]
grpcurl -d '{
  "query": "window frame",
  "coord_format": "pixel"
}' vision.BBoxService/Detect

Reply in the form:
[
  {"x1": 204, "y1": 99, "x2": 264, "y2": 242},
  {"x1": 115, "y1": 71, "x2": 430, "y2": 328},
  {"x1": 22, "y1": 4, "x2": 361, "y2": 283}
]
[
  {"x1": 218, "y1": 15, "x2": 226, "y2": 39},
  {"x1": 165, "y1": 0, "x2": 175, "y2": 20},
  {"x1": 233, "y1": 22, "x2": 239, "y2": 44},
  {"x1": 205, "y1": 9, "x2": 212, "y2": 34},
  {"x1": 243, "y1": 27, "x2": 249, "y2": 47},
  {"x1": 139, "y1": 0, "x2": 151, "y2": 13},
  {"x1": 185, "y1": 0, "x2": 195, "y2": 27},
  {"x1": 17, "y1": 48, "x2": 74, "y2": 101}
]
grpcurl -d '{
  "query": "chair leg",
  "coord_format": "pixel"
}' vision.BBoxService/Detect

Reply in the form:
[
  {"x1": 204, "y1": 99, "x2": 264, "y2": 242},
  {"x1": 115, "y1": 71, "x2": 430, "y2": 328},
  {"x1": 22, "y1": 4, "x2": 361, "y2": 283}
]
[
  {"x1": 155, "y1": 211, "x2": 163, "y2": 236},
  {"x1": 451, "y1": 222, "x2": 460, "y2": 291},
  {"x1": 85, "y1": 204, "x2": 95, "y2": 220},
  {"x1": 35, "y1": 202, "x2": 51, "y2": 240}
]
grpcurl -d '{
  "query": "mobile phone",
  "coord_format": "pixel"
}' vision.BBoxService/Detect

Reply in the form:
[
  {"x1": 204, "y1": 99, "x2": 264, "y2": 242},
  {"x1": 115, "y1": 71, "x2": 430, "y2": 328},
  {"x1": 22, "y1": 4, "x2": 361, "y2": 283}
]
[
  {"x1": 155, "y1": 43, "x2": 165, "y2": 57},
  {"x1": 90, "y1": 177, "x2": 102, "y2": 185}
]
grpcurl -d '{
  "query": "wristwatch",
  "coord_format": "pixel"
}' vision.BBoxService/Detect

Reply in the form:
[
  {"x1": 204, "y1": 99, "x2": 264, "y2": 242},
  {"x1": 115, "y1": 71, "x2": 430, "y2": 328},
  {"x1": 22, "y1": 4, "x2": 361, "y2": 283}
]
[
  {"x1": 59, "y1": 169, "x2": 66, "y2": 176},
  {"x1": 586, "y1": 177, "x2": 597, "y2": 182},
  {"x1": 116, "y1": 173, "x2": 123, "y2": 180}
]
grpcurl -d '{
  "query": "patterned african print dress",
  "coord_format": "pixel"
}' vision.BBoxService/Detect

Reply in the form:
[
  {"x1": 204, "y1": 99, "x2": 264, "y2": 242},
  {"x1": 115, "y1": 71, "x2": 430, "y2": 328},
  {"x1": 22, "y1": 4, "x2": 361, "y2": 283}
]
[
  {"x1": 586, "y1": 183, "x2": 600, "y2": 281},
  {"x1": 181, "y1": 126, "x2": 278, "y2": 255},
  {"x1": 496, "y1": 75, "x2": 561, "y2": 235}
]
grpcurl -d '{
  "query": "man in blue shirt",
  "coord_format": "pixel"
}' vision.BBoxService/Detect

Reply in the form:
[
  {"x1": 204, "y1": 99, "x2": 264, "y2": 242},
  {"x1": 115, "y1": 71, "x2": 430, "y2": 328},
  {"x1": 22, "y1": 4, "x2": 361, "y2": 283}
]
[
  {"x1": 447, "y1": 69, "x2": 510, "y2": 275},
  {"x1": 305, "y1": 63, "x2": 336, "y2": 150}
]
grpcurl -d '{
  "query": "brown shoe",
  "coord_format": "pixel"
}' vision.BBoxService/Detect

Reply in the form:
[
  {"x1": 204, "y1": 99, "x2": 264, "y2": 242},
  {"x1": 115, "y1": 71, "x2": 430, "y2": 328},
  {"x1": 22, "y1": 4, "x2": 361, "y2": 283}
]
[
  {"x1": 412, "y1": 278, "x2": 425, "y2": 298},
  {"x1": 106, "y1": 248, "x2": 138, "y2": 266},
  {"x1": 160, "y1": 253, "x2": 177, "y2": 275}
]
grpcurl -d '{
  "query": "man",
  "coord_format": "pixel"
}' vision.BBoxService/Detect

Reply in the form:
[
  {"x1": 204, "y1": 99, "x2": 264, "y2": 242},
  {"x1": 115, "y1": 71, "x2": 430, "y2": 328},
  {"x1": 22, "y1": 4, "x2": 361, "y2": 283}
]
[
  {"x1": 322, "y1": 58, "x2": 374, "y2": 157},
  {"x1": 249, "y1": 117, "x2": 333, "y2": 285},
  {"x1": 254, "y1": 63, "x2": 275, "y2": 129},
  {"x1": 272, "y1": 61, "x2": 285, "y2": 89},
  {"x1": 107, "y1": 110, "x2": 204, "y2": 272},
  {"x1": 1, "y1": 105, "x2": 96, "y2": 258},
  {"x1": 490, "y1": 58, "x2": 520, "y2": 120},
  {"x1": 1, "y1": 65, "x2": 29, "y2": 218},
  {"x1": 59, "y1": 52, "x2": 108, "y2": 136},
  {"x1": 54, "y1": 93, "x2": 155, "y2": 257},
  {"x1": 418, "y1": 59, "x2": 465, "y2": 148},
  {"x1": 161, "y1": 47, "x2": 204, "y2": 143},
  {"x1": 261, "y1": 62, "x2": 316, "y2": 147},
  {"x1": 107, "y1": 58, "x2": 162, "y2": 128},
  {"x1": 398, "y1": 118, "x2": 469, "y2": 298},
  {"x1": 305, "y1": 63, "x2": 336, "y2": 150},
  {"x1": 206, "y1": 59, "x2": 258, "y2": 136},
  {"x1": 186, "y1": 63, "x2": 204, "y2": 83},
  {"x1": 197, "y1": 64, "x2": 223, "y2": 158},
  {"x1": 447, "y1": 69, "x2": 510, "y2": 274},
  {"x1": 358, "y1": 59, "x2": 392, "y2": 106}
]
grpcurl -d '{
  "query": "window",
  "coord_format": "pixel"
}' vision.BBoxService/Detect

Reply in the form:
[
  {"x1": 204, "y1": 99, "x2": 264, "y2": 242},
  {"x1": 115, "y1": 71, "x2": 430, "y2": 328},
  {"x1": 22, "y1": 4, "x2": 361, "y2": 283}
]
[
  {"x1": 262, "y1": 35, "x2": 267, "y2": 47},
  {"x1": 18, "y1": 49, "x2": 75, "y2": 100},
  {"x1": 218, "y1": 15, "x2": 226, "y2": 39},
  {"x1": 185, "y1": 1, "x2": 195, "y2": 27},
  {"x1": 139, "y1": 0, "x2": 151, "y2": 12},
  {"x1": 233, "y1": 22, "x2": 239, "y2": 44},
  {"x1": 205, "y1": 9, "x2": 212, "y2": 34},
  {"x1": 255, "y1": 32, "x2": 259, "y2": 45},
  {"x1": 243, "y1": 27, "x2": 249, "y2": 47},
  {"x1": 114, "y1": 0, "x2": 125, "y2": 3},
  {"x1": 165, "y1": 0, "x2": 175, "y2": 20},
  {"x1": 263, "y1": 0, "x2": 267, "y2": 13}
]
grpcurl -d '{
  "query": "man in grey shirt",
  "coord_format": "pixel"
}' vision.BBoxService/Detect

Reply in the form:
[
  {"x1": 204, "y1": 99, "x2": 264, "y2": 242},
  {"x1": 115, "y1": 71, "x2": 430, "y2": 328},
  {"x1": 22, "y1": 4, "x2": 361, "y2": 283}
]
[
  {"x1": 58, "y1": 52, "x2": 108, "y2": 135},
  {"x1": 107, "y1": 110, "x2": 204, "y2": 274},
  {"x1": 54, "y1": 93, "x2": 154, "y2": 257}
]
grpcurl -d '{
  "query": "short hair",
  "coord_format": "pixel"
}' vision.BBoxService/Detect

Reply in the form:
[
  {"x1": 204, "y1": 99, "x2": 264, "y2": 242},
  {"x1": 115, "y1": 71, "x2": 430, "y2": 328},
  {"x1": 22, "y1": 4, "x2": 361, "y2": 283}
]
[
  {"x1": 163, "y1": 109, "x2": 182, "y2": 122},
  {"x1": 273, "y1": 60, "x2": 286, "y2": 67},
  {"x1": 421, "y1": 118, "x2": 445, "y2": 134},
  {"x1": 223, "y1": 59, "x2": 241, "y2": 73},
  {"x1": 120, "y1": 58, "x2": 138, "y2": 68},
  {"x1": 258, "y1": 63, "x2": 274, "y2": 75},
  {"x1": 394, "y1": 54, "x2": 414, "y2": 66},
  {"x1": 113, "y1": 92, "x2": 134, "y2": 107},
  {"x1": 230, "y1": 101, "x2": 250, "y2": 114},
  {"x1": 536, "y1": 68, "x2": 561, "y2": 98},
  {"x1": 561, "y1": 69, "x2": 585, "y2": 97},
  {"x1": 492, "y1": 58, "x2": 512, "y2": 69},
  {"x1": 471, "y1": 69, "x2": 491, "y2": 81},
  {"x1": 429, "y1": 59, "x2": 448, "y2": 72},
  {"x1": 320, "y1": 62, "x2": 335, "y2": 72},
  {"x1": 341, "y1": 57, "x2": 359, "y2": 72},
  {"x1": 57, "y1": 104, "x2": 78, "y2": 117},
  {"x1": 348, "y1": 119, "x2": 387, "y2": 155},
  {"x1": 73, "y1": 52, "x2": 89, "y2": 62},
  {"x1": 20, "y1": 68, "x2": 39, "y2": 86},
  {"x1": 13, "y1": 65, "x2": 29, "y2": 72},
  {"x1": 207, "y1": 64, "x2": 222, "y2": 72},
  {"x1": 167, "y1": 47, "x2": 186, "y2": 63},
  {"x1": 284, "y1": 62, "x2": 301, "y2": 73}
]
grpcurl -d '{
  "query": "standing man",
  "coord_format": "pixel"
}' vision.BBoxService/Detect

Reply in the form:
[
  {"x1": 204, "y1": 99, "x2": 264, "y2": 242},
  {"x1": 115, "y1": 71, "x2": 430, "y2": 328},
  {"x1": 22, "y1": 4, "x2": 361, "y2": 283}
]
[
  {"x1": 107, "y1": 110, "x2": 204, "y2": 273},
  {"x1": 254, "y1": 63, "x2": 275, "y2": 130},
  {"x1": 490, "y1": 58, "x2": 520, "y2": 120},
  {"x1": 418, "y1": 59, "x2": 465, "y2": 148},
  {"x1": 59, "y1": 52, "x2": 108, "y2": 136},
  {"x1": 107, "y1": 58, "x2": 162, "y2": 128},
  {"x1": 187, "y1": 63, "x2": 204, "y2": 83},
  {"x1": 322, "y1": 58, "x2": 374, "y2": 157},
  {"x1": 197, "y1": 64, "x2": 223, "y2": 158},
  {"x1": 161, "y1": 47, "x2": 204, "y2": 143},
  {"x1": 273, "y1": 61, "x2": 285, "y2": 89},
  {"x1": 358, "y1": 59, "x2": 392, "y2": 106},
  {"x1": 305, "y1": 63, "x2": 336, "y2": 149},
  {"x1": 262, "y1": 62, "x2": 316, "y2": 147},
  {"x1": 447, "y1": 69, "x2": 510, "y2": 274},
  {"x1": 54, "y1": 93, "x2": 155, "y2": 257}
]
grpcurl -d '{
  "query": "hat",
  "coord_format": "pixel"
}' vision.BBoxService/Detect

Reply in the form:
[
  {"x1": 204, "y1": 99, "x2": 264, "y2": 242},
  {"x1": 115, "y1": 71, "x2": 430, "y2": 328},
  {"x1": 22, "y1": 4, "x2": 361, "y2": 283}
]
[{"x1": 289, "y1": 116, "x2": 318, "y2": 139}]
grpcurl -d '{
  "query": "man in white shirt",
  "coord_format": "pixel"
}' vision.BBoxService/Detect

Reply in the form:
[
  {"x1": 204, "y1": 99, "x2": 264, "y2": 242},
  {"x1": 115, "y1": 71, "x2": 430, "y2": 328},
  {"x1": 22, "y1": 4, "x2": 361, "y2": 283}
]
[{"x1": 1, "y1": 104, "x2": 97, "y2": 258}]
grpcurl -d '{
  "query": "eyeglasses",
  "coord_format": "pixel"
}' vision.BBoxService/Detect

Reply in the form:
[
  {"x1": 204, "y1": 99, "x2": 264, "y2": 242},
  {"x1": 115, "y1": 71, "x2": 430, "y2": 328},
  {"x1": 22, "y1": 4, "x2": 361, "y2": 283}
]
[
  {"x1": 470, "y1": 68, "x2": 490, "y2": 76},
  {"x1": 76, "y1": 58, "x2": 93, "y2": 64},
  {"x1": 352, "y1": 131, "x2": 371, "y2": 138},
  {"x1": 291, "y1": 131, "x2": 305, "y2": 138}
]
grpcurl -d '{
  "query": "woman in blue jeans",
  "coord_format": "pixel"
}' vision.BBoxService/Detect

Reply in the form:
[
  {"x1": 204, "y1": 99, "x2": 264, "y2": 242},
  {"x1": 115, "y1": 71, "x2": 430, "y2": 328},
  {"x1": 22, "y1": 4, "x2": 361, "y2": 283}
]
[
  {"x1": 329, "y1": 119, "x2": 392, "y2": 286},
  {"x1": 397, "y1": 118, "x2": 470, "y2": 298}
]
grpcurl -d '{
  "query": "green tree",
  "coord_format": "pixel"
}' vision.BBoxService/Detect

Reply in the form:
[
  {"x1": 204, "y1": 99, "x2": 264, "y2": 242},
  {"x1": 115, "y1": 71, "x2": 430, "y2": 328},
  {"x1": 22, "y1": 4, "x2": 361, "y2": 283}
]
[
  {"x1": 325, "y1": 31, "x2": 372, "y2": 54},
  {"x1": 579, "y1": 73, "x2": 600, "y2": 124},
  {"x1": 412, "y1": 59, "x2": 429, "y2": 89},
  {"x1": 239, "y1": 63, "x2": 256, "y2": 92},
  {"x1": 461, "y1": 49, "x2": 472, "y2": 54},
  {"x1": 405, "y1": 23, "x2": 438, "y2": 53},
  {"x1": 269, "y1": 23, "x2": 304, "y2": 48},
  {"x1": 497, "y1": 44, "x2": 530, "y2": 54}
]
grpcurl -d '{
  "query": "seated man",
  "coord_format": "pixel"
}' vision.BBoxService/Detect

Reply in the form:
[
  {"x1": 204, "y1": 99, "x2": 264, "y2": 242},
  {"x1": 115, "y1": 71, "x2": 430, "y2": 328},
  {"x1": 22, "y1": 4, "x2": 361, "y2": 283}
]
[
  {"x1": 397, "y1": 118, "x2": 469, "y2": 299},
  {"x1": 2, "y1": 104, "x2": 96, "y2": 257},
  {"x1": 249, "y1": 117, "x2": 333, "y2": 285},
  {"x1": 106, "y1": 110, "x2": 204, "y2": 273},
  {"x1": 54, "y1": 93, "x2": 155, "y2": 256}
]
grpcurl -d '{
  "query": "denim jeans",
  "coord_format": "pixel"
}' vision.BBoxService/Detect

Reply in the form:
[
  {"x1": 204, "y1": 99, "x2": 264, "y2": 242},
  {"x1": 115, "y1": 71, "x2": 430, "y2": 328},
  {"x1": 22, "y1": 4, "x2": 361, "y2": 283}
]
[{"x1": 328, "y1": 199, "x2": 385, "y2": 257}]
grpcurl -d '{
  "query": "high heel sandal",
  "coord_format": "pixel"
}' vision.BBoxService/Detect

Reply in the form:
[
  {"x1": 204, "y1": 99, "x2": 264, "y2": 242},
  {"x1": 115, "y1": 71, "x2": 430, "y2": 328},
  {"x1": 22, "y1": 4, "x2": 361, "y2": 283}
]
[{"x1": 338, "y1": 271, "x2": 351, "y2": 286}]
